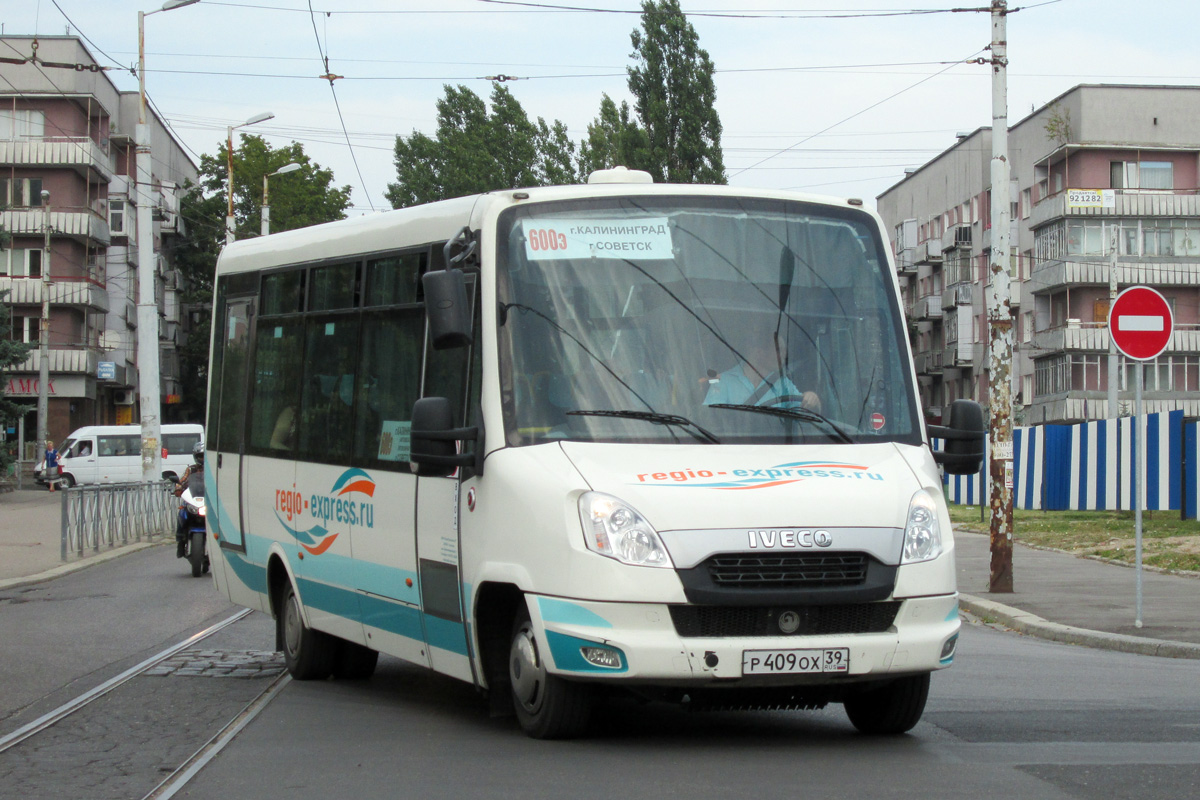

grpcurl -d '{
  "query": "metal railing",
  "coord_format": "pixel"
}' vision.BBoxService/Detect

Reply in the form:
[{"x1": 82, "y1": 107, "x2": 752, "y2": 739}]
[{"x1": 60, "y1": 481, "x2": 177, "y2": 561}]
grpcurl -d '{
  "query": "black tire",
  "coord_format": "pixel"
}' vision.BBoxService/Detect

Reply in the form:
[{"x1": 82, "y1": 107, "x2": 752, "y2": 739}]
[
  {"x1": 843, "y1": 673, "x2": 930, "y2": 735},
  {"x1": 188, "y1": 531, "x2": 205, "y2": 577},
  {"x1": 509, "y1": 604, "x2": 591, "y2": 739},
  {"x1": 332, "y1": 639, "x2": 379, "y2": 680},
  {"x1": 58, "y1": 473, "x2": 75, "y2": 489},
  {"x1": 279, "y1": 583, "x2": 335, "y2": 680}
]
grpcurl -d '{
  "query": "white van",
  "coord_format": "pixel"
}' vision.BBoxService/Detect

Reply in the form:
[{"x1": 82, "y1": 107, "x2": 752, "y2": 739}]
[
  {"x1": 37, "y1": 424, "x2": 204, "y2": 487},
  {"x1": 206, "y1": 172, "x2": 984, "y2": 738}
]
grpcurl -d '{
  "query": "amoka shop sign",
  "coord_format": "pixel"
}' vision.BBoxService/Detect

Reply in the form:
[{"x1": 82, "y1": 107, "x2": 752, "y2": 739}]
[{"x1": 5, "y1": 376, "x2": 91, "y2": 398}]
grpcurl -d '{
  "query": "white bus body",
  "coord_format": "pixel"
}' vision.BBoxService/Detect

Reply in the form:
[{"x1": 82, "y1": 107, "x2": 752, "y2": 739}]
[
  {"x1": 205, "y1": 173, "x2": 982, "y2": 738},
  {"x1": 36, "y1": 423, "x2": 204, "y2": 487}
]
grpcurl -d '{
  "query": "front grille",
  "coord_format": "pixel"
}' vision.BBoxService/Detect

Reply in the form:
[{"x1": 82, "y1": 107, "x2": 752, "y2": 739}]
[
  {"x1": 705, "y1": 553, "x2": 868, "y2": 589},
  {"x1": 670, "y1": 601, "x2": 901, "y2": 638}
]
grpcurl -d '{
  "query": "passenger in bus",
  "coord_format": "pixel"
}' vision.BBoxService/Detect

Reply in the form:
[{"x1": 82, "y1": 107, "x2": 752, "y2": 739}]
[
  {"x1": 270, "y1": 406, "x2": 297, "y2": 449},
  {"x1": 702, "y1": 331, "x2": 821, "y2": 411}
]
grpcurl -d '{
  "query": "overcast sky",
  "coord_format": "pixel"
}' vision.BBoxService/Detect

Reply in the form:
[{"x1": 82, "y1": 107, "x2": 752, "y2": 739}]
[{"x1": 6, "y1": 0, "x2": 1200, "y2": 213}]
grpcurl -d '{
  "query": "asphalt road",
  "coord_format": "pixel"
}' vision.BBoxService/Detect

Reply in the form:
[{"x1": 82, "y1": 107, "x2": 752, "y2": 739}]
[{"x1": 3, "y1": 549, "x2": 1200, "y2": 800}]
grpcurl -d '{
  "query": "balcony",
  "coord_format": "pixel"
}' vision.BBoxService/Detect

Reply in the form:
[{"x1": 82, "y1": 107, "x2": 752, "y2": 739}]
[
  {"x1": 1030, "y1": 258, "x2": 1200, "y2": 294},
  {"x1": 942, "y1": 281, "x2": 972, "y2": 309},
  {"x1": 0, "y1": 138, "x2": 112, "y2": 183},
  {"x1": 915, "y1": 351, "x2": 944, "y2": 376},
  {"x1": 1030, "y1": 189, "x2": 1200, "y2": 230},
  {"x1": 0, "y1": 277, "x2": 110, "y2": 312},
  {"x1": 915, "y1": 238, "x2": 942, "y2": 265},
  {"x1": 1, "y1": 208, "x2": 111, "y2": 247},
  {"x1": 9, "y1": 346, "x2": 101, "y2": 375},
  {"x1": 916, "y1": 295, "x2": 943, "y2": 320},
  {"x1": 1032, "y1": 321, "x2": 1200, "y2": 354},
  {"x1": 896, "y1": 247, "x2": 916, "y2": 276}
]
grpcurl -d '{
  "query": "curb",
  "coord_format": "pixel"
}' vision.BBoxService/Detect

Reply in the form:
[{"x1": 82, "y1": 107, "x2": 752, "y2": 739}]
[
  {"x1": 959, "y1": 592, "x2": 1200, "y2": 660},
  {"x1": 0, "y1": 541, "x2": 163, "y2": 591}
]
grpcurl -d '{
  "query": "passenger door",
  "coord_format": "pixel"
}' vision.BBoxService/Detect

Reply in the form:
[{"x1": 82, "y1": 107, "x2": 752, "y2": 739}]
[
  {"x1": 414, "y1": 276, "x2": 478, "y2": 683},
  {"x1": 209, "y1": 295, "x2": 255, "y2": 550}
]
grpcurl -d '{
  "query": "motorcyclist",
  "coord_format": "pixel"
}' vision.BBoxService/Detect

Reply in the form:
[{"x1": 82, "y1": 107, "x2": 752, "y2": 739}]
[{"x1": 175, "y1": 442, "x2": 204, "y2": 558}]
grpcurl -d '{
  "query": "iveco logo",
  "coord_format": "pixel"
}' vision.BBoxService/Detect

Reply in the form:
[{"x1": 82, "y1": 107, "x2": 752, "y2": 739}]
[{"x1": 746, "y1": 529, "x2": 833, "y2": 549}]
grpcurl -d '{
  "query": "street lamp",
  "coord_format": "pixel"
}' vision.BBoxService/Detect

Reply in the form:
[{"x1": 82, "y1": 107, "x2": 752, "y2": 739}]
[
  {"x1": 136, "y1": 0, "x2": 199, "y2": 482},
  {"x1": 262, "y1": 162, "x2": 301, "y2": 236},
  {"x1": 225, "y1": 112, "x2": 275, "y2": 244}
]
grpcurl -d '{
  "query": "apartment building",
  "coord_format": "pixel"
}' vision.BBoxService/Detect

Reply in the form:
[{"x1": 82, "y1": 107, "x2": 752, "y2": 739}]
[
  {"x1": 1, "y1": 35, "x2": 197, "y2": 449},
  {"x1": 878, "y1": 84, "x2": 1200, "y2": 425}
]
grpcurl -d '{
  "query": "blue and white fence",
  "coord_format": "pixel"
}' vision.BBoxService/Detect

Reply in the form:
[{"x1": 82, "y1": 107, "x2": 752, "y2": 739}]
[{"x1": 936, "y1": 411, "x2": 1200, "y2": 517}]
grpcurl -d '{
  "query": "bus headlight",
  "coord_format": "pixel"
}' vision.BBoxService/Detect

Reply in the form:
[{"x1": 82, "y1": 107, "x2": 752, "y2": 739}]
[
  {"x1": 901, "y1": 488, "x2": 943, "y2": 563},
  {"x1": 579, "y1": 492, "x2": 673, "y2": 568}
]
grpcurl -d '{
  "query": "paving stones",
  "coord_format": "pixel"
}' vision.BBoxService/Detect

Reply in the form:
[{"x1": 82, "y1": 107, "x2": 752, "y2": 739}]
[{"x1": 143, "y1": 649, "x2": 285, "y2": 678}]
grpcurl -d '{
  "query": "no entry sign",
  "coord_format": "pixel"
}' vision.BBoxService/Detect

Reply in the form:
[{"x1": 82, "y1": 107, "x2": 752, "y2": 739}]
[{"x1": 1110, "y1": 286, "x2": 1173, "y2": 361}]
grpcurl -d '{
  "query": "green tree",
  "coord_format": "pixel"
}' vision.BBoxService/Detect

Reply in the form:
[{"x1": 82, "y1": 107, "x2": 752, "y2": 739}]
[
  {"x1": 1, "y1": 287, "x2": 33, "y2": 477},
  {"x1": 172, "y1": 137, "x2": 351, "y2": 422},
  {"x1": 627, "y1": 0, "x2": 726, "y2": 184},
  {"x1": 577, "y1": 93, "x2": 651, "y2": 177},
  {"x1": 386, "y1": 84, "x2": 577, "y2": 208}
]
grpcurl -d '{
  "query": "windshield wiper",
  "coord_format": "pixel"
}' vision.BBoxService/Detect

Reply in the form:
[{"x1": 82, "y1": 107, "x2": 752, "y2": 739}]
[
  {"x1": 709, "y1": 403, "x2": 854, "y2": 444},
  {"x1": 566, "y1": 410, "x2": 721, "y2": 444}
]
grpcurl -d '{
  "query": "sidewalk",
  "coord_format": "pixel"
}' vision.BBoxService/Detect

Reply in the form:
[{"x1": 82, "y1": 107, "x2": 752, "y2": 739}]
[
  {"x1": 2, "y1": 488, "x2": 1199, "y2": 658},
  {"x1": 0, "y1": 488, "x2": 161, "y2": 589},
  {"x1": 955, "y1": 529, "x2": 1200, "y2": 658}
]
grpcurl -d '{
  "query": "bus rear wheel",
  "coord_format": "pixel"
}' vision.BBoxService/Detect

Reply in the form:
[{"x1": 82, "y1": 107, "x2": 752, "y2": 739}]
[
  {"x1": 508, "y1": 605, "x2": 591, "y2": 739},
  {"x1": 843, "y1": 673, "x2": 930, "y2": 735},
  {"x1": 279, "y1": 583, "x2": 335, "y2": 680}
]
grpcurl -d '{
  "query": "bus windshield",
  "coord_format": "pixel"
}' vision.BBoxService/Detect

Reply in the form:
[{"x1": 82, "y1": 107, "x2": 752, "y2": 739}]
[{"x1": 496, "y1": 195, "x2": 919, "y2": 447}]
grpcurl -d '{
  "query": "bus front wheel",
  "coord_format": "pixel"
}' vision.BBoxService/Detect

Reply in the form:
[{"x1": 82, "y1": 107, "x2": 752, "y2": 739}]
[
  {"x1": 843, "y1": 673, "x2": 930, "y2": 735},
  {"x1": 279, "y1": 583, "x2": 334, "y2": 680},
  {"x1": 509, "y1": 606, "x2": 591, "y2": 739}
]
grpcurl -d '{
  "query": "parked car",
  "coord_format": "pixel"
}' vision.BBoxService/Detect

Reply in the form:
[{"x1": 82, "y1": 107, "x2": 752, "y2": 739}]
[{"x1": 35, "y1": 424, "x2": 204, "y2": 487}]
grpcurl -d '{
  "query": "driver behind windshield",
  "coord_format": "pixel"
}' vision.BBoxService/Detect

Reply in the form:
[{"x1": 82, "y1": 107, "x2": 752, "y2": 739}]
[{"x1": 702, "y1": 326, "x2": 821, "y2": 412}]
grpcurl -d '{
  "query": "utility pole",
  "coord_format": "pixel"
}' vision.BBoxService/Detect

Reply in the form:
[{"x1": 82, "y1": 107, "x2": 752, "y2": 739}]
[
  {"x1": 136, "y1": 7, "x2": 163, "y2": 482},
  {"x1": 987, "y1": 0, "x2": 1014, "y2": 593},
  {"x1": 36, "y1": 190, "x2": 51, "y2": 469},
  {"x1": 1107, "y1": 225, "x2": 1119, "y2": 416}
]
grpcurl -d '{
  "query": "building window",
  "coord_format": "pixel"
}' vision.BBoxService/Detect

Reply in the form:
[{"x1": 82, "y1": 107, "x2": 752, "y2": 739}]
[
  {"x1": 1021, "y1": 188, "x2": 1031, "y2": 219},
  {"x1": 1035, "y1": 355, "x2": 1070, "y2": 397},
  {"x1": 110, "y1": 199, "x2": 126, "y2": 235},
  {"x1": 1, "y1": 248, "x2": 42, "y2": 278},
  {"x1": 10, "y1": 314, "x2": 39, "y2": 343},
  {"x1": 1112, "y1": 160, "x2": 1174, "y2": 190},
  {"x1": 2, "y1": 177, "x2": 45, "y2": 207},
  {"x1": 0, "y1": 109, "x2": 46, "y2": 140}
]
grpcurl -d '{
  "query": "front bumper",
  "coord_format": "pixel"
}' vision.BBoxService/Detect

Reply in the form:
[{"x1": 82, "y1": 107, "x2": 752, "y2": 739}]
[{"x1": 527, "y1": 593, "x2": 961, "y2": 685}]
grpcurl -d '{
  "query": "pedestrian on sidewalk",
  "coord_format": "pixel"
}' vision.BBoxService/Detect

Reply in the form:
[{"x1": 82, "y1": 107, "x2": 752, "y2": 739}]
[{"x1": 45, "y1": 440, "x2": 59, "y2": 493}]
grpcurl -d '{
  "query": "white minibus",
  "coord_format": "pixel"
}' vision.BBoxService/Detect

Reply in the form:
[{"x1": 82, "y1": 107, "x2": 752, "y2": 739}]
[
  {"x1": 37, "y1": 423, "x2": 204, "y2": 487},
  {"x1": 205, "y1": 169, "x2": 984, "y2": 738}
]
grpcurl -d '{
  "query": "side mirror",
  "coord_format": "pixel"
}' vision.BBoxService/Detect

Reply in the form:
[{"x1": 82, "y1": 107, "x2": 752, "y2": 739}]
[
  {"x1": 410, "y1": 397, "x2": 483, "y2": 478},
  {"x1": 928, "y1": 399, "x2": 986, "y2": 475},
  {"x1": 422, "y1": 268, "x2": 472, "y2": 350}
]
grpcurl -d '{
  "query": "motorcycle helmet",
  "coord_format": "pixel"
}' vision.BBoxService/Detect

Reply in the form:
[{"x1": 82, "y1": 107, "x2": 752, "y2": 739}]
[{"x1": 192, "y1": 442, "x2": 205, "y2": 467}]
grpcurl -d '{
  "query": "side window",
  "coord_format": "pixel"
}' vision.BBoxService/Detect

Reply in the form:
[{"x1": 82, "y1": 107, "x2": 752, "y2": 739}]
[
  {"x1": 354, "y1": 311, "x2": 424, "y2": 465},
  {"x1": 297, "y1": 316, "x2": 360, "y2": 463},
  {"x1": 309, "y1": 262, "x2": 358, "y2": 311},
  {"x1": 121, "y1": 435, "x2": 140, "y2": 456},
  {"x1": 249, "y1": 319, "x2": 304, "y2": 452},
  {"x1": 366, "y1": 253, "x2": 423, "y2": 306},
  {"x1": 164, "y1": 433, "x2": 201, "y2": 455},
  {"x1": 262, "y1": 271, "x2": 303, "y2": 316}
]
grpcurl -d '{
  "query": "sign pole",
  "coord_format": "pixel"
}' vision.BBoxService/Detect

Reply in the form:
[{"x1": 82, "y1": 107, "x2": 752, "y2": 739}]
[
  {"x1": 1108, "y1": 284, "x2": 1172, "y2": 629},
  {"x1": 1135, "y1": 365, "x2": 1144, "y2": 628}
]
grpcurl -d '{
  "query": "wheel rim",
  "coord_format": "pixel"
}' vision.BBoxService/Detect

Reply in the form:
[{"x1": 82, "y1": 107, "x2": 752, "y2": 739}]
[
  {"x1": 510, "y1": 623, "x2": 545, "y2": 714},
  {"x1": 283, "y1": 593, "x2": 302, "y2": 658}
]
